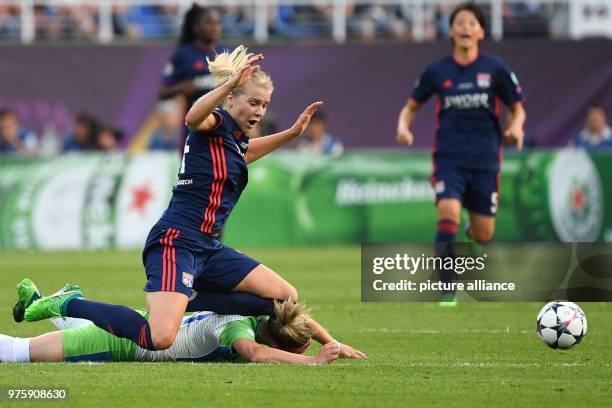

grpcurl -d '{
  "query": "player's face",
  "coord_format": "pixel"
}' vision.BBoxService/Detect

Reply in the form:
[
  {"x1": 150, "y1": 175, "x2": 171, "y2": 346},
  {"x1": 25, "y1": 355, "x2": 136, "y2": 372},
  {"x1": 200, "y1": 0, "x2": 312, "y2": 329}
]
[
  {"x1": 228, "y1": 84, "x2": 272, "y2": 132},
  {"x1": 195, "y1": 11, "x2": 222, "y2": 44},
  {"x1": 450, "y1": 10, "x2": 484, "y2": 50}
]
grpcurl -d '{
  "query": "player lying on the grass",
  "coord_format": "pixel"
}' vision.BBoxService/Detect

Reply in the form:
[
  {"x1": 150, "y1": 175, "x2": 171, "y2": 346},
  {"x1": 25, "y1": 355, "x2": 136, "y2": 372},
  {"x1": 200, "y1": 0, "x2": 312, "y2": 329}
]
[
  {"x1": 1, "y1": 285, "x2": 344, "y2": 365},
  {"x1": 15, "y1": 278, "x2": 365, "y2": 359}
]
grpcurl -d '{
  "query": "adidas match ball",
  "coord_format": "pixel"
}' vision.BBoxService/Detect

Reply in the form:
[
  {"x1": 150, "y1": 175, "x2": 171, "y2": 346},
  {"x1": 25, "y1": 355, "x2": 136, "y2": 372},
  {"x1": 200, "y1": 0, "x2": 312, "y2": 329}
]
[{"x1": 536, "y1": 301, "x2": 587, "y2": 349}]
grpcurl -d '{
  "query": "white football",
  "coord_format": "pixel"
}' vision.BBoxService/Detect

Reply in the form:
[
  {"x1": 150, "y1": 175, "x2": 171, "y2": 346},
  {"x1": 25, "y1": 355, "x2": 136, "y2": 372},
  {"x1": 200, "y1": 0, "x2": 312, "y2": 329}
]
[{"x1": 536, "y1": 301, "x2": 587, "y2": 349}]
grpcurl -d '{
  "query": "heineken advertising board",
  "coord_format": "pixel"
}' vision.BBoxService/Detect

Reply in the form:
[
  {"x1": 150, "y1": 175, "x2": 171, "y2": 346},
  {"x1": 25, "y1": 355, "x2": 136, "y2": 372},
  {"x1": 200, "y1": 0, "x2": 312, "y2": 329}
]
[{"x1": 0, "y1": 149, "x2": 610, "y2": 250}]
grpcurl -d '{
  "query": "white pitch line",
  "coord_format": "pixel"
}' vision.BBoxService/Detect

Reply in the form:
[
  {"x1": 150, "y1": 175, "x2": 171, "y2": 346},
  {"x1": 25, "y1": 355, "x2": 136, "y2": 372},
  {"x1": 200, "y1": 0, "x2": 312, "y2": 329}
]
[{"x1": 349, "y1": 328, "x2": 533, "y2": 334}]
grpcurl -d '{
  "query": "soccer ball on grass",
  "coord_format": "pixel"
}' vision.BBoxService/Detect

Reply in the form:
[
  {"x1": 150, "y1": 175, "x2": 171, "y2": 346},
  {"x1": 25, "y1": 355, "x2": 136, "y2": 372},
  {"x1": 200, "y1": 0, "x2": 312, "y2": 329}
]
[{"x1": 536, "y1": 301, "x2": 587, "y2": 349}]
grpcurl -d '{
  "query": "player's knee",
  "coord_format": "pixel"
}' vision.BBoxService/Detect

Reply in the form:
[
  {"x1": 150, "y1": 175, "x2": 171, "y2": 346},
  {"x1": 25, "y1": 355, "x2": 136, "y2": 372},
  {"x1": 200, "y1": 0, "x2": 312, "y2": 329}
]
[
  {"x1": 471, "y1": 226, "x2": 494, "y2": 243},
  {"x1": 437, "y1": 209, "x2": 460, "y2": 224},
  {"x1": 151, "y1": 328, "x2": 178, "y2": 350}
]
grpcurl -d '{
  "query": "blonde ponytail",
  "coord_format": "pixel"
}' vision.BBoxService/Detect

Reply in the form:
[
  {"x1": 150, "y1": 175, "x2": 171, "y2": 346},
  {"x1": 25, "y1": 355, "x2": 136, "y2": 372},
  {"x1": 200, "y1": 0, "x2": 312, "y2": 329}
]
[{"x1": 207, "y1": 45, "x2": 273, "y2": 95}]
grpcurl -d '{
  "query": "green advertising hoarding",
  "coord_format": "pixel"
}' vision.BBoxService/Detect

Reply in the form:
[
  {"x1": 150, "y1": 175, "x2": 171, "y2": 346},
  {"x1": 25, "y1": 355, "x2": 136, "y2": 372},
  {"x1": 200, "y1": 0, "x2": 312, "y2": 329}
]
[
  {"x1": 223, "y1": 149, "x2": 611, "y2": 245},
  {"x1": 0, "y1": 149, "x2": 610, "y2": 250}
]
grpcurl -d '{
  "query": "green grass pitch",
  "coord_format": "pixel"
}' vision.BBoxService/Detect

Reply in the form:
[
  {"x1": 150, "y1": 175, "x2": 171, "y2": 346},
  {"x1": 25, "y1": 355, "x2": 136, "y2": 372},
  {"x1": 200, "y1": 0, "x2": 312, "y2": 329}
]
[{"x1": 0, "y1": 247, "x2": 610, "y2": 407}]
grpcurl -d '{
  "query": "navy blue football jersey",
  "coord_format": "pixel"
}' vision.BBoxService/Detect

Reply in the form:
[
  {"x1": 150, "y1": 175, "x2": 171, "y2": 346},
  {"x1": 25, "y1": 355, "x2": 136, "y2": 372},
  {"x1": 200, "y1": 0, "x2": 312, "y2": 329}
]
[
  {"x1": 162, "y1": 44, "x2": 229, "y2": 108},
  {"x1": 157, "y1": 108, "x2": 250, "y2": 237},
  {"x1": 411, "y1": 53, "x2": 523, "y2": 171}
]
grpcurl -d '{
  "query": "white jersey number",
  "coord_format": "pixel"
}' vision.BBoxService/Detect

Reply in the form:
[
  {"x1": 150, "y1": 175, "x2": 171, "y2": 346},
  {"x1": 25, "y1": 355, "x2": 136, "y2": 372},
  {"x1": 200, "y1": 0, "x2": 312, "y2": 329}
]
[{"x1": 180, "y1": 144, "x2": 190, "y2": 174}]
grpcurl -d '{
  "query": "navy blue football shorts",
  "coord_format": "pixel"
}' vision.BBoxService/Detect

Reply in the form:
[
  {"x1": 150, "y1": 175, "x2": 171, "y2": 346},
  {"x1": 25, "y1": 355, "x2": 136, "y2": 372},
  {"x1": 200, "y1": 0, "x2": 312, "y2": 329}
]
[
  {"x1": 142, "y1": 225, "x2": 260, "y2": 297},
  {"x1": 432, "y1": 162, "x2": 500, "y2": 216}
]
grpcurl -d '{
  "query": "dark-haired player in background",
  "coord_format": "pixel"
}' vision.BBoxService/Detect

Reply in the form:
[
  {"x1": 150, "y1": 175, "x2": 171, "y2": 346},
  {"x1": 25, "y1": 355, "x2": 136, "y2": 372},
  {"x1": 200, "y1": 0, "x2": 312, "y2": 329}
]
[
  {"x1": 159, "y1": 4, "x2": 227, "y2": 148},
  {"x1": 396, "y1": 2, "x2": 526, "y2": 304}
]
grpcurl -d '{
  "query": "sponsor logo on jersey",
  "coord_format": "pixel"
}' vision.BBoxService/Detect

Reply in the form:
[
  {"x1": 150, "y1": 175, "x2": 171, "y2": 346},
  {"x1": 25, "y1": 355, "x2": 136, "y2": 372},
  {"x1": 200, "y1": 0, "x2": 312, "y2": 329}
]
[
  {"x1": 458, "y1": 82, "x2": 474, "y2": 90},
  {"x1": 182, "y1": 272, "x2": 194, "y2": 288},
  {"x1": 477, "y1": 73, "x2": 491, "y2": 88},
  {"x1": 176, "y1": 179, "x2": 193, "y2": 186},
  {"x1": 193, "y1": 60, "x2": 205, "y2": 70},
  {"x1": 443, "y1": 79, "x2": 454, "y2": 89},
  {"x1": 442, "y1": 93, "x2": 489, "y2": 110}
]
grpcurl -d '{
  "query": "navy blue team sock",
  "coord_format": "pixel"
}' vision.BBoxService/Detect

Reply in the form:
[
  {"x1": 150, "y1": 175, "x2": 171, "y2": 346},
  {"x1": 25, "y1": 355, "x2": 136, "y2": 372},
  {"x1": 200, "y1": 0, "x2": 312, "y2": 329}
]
[
  {"x1": 436, "y1": 219, "x2": 458, "y2": 290},
  {"x1": 66, "y1": 298, "x2": 156, "y2": 350},
  {"x1": 186, "y1": 290, "x2": 275, "y2": 316}
]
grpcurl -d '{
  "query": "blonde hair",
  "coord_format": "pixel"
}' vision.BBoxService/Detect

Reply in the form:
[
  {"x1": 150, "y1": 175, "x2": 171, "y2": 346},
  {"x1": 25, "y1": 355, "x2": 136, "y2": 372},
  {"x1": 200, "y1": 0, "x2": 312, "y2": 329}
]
[
  {"x1": 207, "y1": 45, "x2": 273, "y2": 96},
  {"x1": 265, "y1": 299, "x2": 312, "y2": 350}
]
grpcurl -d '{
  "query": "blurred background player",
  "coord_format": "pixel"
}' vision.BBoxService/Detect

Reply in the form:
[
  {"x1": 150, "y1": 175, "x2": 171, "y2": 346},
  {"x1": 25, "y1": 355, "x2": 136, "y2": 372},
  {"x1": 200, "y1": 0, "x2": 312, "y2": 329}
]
[
  {"x1": 396, "y1": 2, "x2": 526, "y2": 304},
  {"x1": 159, "y1": 4, "x2": 226, "y2": 149},
  {"x1": 571, "y1": 105, "x2": 612, "y2": 150},
  {"x1": 298, "y1": 110, "x2": 344, "y2": 156}
]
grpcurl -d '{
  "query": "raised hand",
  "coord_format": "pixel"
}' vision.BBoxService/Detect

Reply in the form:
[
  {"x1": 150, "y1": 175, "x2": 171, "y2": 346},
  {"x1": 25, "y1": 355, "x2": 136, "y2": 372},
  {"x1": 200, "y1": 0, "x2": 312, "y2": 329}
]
[
  {"x1": 229, "y1": 54, "x2": 264, "y2": 89},
  {"x1": 290, "y1": 101, "x2": 324, "y2": 138}
]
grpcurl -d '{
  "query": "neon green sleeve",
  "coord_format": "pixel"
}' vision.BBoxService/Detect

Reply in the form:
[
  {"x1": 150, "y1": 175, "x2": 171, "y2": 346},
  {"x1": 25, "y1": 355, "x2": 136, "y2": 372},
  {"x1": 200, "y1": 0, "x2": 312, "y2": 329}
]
[
  {"x1": 218, "y1": 317, "x2": 260, "y2": 347},
  {"x1": 61, "y1": 323, "x2": 137, "y2": 362}
]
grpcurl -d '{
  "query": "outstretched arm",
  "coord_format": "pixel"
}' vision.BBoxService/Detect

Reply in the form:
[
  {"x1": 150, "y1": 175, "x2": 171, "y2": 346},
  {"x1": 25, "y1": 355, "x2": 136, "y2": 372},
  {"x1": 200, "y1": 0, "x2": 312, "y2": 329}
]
[
  {"x1": 245, "y1": 102, "x2": 323, "y2": 164},
  {"x1": 396, "y1": 98, "x2": 422, "y2": 146},
  {"x1": 232, "y1": 338, "x2": 339, "y2": 364}
]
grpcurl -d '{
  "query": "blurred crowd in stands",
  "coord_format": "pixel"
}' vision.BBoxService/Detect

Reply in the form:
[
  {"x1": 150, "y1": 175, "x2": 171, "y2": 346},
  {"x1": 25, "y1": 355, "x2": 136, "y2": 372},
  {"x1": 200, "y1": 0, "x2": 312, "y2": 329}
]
[
  {"x1": 3, "y1": 99, "x2": 611, "y2": 157},
  {"x1": 0, "y1": 2, "x2": 609, "y2": 157},
  {"x1": 0, "y1": 1, "x2": 557, "y2": 42},
  {"x1": 0, "y1": 108, "x2": 124, "y2": 156}
]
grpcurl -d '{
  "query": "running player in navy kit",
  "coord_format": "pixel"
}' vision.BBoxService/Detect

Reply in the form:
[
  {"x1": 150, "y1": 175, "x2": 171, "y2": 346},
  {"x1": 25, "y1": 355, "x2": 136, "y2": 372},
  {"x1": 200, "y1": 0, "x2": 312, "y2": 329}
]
[
  {"x1": 396, "y1": 2, "x2": 526, "y2": 303},
  {"x1": 23, "y1": 46, "x2": 365, "y2": 358}
]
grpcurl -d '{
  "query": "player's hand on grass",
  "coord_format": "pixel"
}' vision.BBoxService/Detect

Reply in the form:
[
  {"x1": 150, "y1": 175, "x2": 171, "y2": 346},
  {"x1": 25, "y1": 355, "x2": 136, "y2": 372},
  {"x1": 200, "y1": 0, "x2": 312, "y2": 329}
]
[
  {"x1": 313, "y1": 341, "x2": 341, "y2": 364},
  {"x1": 290, "y1": 101, "x2": 324, "y2": 137},
  {"x1": 337, "y1": 342, "x2": 367, "y2": 359},
  {"x1": 396, "y1": 128, "x2": 414, "y2": 146},
  {"x1": 228, "y1": 53, "x2": 264, "y2": 89},
  {"x1": 504, "y1": 124, "x2": 524, "y2": 150}
]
